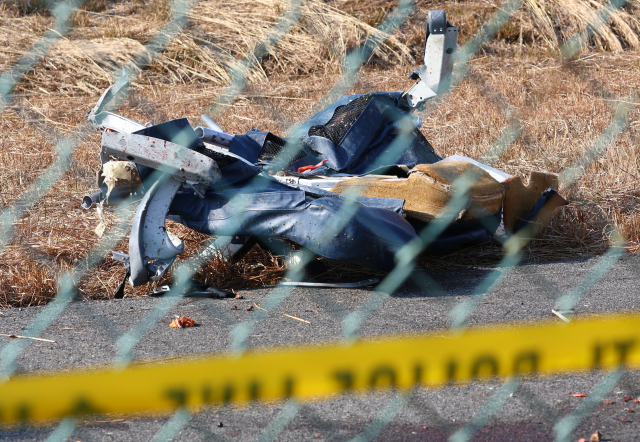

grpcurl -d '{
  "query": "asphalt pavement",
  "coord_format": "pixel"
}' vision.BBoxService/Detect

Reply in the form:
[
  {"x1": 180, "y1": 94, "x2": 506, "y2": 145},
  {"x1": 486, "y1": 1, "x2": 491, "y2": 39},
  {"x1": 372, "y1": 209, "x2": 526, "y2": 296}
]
[{"x1": 1, "y1": 255, "x2": 640, "y2": 441}]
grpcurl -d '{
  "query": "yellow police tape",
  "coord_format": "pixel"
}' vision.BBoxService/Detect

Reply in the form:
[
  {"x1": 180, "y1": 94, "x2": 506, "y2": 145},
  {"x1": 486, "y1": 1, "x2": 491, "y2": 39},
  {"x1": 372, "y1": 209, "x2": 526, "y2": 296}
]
[{"x1": 1, "y1": 312, "x2": 639, "y2": 425}]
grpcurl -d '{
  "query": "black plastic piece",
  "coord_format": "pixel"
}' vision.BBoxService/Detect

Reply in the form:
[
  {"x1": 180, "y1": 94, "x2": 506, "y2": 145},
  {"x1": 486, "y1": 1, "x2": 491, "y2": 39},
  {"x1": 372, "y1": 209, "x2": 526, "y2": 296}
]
[
  {"x1": 309, "y1": 95, "x2": 374, "y2": 146},
  {"x1": 113, "y1": 268, "x2": 130, "y2": 299}
]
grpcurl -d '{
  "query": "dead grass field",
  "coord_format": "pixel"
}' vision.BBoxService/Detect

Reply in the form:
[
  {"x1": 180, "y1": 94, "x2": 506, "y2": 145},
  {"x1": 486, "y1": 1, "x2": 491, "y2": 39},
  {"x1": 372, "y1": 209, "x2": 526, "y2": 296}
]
[{"x1": 0, "y1": 0, "x2": 639, "y2": 307}]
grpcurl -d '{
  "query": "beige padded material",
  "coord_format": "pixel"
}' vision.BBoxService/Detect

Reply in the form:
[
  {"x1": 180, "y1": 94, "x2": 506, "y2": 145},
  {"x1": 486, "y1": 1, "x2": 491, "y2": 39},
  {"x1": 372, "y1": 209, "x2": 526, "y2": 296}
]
[
  {"x1": 502, "y1": 171, "x2": 559, "y2": 233},
  {"x1": 330, "y1": 160, "x2": 504, "y2": 221}
]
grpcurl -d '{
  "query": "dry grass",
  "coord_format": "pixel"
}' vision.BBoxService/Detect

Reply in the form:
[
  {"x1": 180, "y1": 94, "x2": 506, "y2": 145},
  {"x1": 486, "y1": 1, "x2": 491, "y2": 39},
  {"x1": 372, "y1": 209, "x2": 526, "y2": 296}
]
[
  {"x1": 342, "y1": 0, "x2": 640, "y2": 54},
  {"x1": 3, "y1": 0, "x2": 637, "y2": 95},
  {"x1": 0, "y1": 0, "x2": 411, "y2": 95},
  {"x1": 0, "y1": 0, "x2": 639, "y2": 307}
]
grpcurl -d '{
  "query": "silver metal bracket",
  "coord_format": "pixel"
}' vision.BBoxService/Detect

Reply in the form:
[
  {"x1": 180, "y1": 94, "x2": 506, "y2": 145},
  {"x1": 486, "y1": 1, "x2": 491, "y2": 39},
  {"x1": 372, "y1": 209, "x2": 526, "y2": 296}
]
[
  {"x1": 112, "y1": 251, "x2": 130, "y2": 264},
  {"x1": 101, "y1": 132, "x2": 221, "y2": 185},
  {"x1": 403, "y1": 10, "x2": 458, "y2": 109},
  {"x1": 87, "y1": 72, "x2": 146, "y2": 133}
]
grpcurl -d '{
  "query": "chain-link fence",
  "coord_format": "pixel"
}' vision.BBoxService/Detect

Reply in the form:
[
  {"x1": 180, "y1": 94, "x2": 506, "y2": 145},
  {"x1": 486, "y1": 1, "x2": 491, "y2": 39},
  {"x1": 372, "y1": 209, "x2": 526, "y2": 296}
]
[{"x1": 1, "y1": 0, "x2": 639, "y2": 441}]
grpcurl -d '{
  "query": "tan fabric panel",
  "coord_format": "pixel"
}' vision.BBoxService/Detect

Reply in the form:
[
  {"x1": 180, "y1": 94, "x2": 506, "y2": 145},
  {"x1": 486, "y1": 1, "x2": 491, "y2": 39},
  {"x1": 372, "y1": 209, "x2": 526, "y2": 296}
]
[
  {"x1": 502, "y1": 171, "x2": 559, "y2": 233},
  {"x1": 330, "y1": 160, "x2": 504, "y2": 221}
]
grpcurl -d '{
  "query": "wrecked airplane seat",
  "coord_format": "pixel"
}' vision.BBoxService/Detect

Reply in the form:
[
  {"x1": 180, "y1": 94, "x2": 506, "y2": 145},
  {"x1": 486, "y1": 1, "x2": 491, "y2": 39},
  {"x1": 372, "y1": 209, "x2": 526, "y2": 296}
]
[{"x1": 82, "y1": 10, "x2": 567, "y2": 290}]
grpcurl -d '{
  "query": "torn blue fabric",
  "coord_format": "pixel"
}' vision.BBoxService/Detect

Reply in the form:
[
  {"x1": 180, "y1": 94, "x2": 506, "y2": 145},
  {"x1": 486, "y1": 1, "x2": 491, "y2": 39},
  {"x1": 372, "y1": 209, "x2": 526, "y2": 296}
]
[{"x1": 168, "y1": 177, "x2": 418, "y2": 270}]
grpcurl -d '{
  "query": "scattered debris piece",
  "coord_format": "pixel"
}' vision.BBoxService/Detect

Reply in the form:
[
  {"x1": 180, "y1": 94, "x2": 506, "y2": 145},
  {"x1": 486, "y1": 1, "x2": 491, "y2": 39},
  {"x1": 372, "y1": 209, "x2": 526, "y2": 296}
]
[
  {"x1": 573, "y1": 393, "x2": 587, "y2": 397},
  {"x1": 568, "y1": 391, "x2": 572, "y2": 395},
  {"x1": 279, "y1": 279, "x2": 379, "y2": 288},
  {"x1": 246, "y1": 305, "x2": 254, "y2": 311},
  {"x1": 94, "y1": 202, "x2": 107, "y2": 238},
  {"x1": 169, "y1": 316, "x2": 197, "y2": 328},
  {"x1": 254, "y1": 303, "x2": 268, "y2": 312},
  {"x1": 590, "y1": 430, "x2": 602, "y2": 442},
  {"x1": 231, "y1": 306, "x2": 239, "y2": 311},
  {"x1": 603, "y1": 400, "x2": 615, "y2": 405},
  {"x1": 217, "y1": 422, "x2": 223, "y2": 428},
  {"x1": 297, "y1": 159, "x2": 328, "y2": 173},
  {"x1": 235, "y1": 294, "x2": 244, "y2": 299},
  {"x1": 102, "y1": 160, "x2": 140, "y2": 201},
  {"x1": 0, "y1": 333, "x2": 56, "y2": 343},
  {"x1": 552, "y1": 309, "x2": 571, "y2": 322},
  {"x1": 283, "y1": 314, "x2": 311, "y2": 324}
]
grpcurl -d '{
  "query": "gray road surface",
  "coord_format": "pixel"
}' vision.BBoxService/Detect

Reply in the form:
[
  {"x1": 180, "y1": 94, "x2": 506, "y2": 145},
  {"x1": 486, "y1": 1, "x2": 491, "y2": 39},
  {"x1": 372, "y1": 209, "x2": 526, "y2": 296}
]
[{"x1": 1, "y1": 255, "x2": 640, "y2": 441}]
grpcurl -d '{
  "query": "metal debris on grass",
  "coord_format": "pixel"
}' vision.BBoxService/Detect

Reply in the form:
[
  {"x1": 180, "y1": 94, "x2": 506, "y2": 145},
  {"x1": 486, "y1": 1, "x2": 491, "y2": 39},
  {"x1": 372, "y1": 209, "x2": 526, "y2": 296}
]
[{"x1": 81, "y1": 11, "x2": 567, "y2": 296}]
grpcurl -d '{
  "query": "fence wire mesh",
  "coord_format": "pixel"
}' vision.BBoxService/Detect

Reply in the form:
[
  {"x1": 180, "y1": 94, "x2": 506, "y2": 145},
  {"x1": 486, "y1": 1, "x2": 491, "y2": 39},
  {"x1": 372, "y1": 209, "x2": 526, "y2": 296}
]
[{"x1": 0, "y1": 0, "x2": 639, "y2": 441}]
